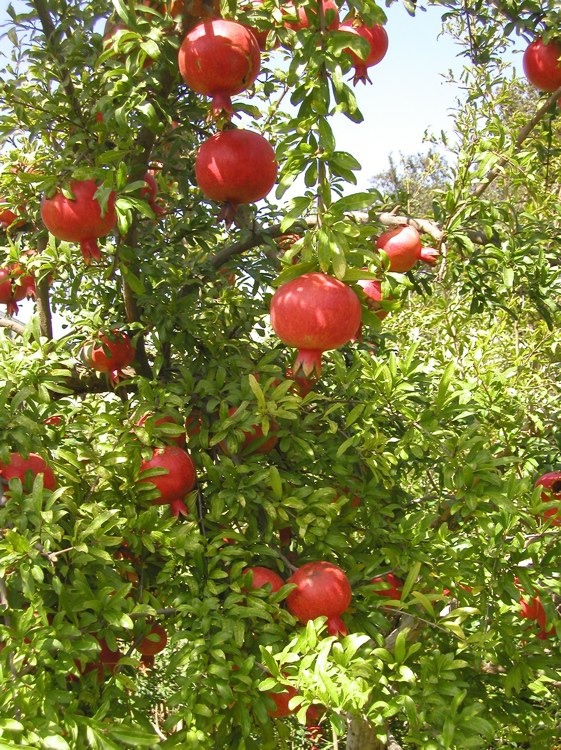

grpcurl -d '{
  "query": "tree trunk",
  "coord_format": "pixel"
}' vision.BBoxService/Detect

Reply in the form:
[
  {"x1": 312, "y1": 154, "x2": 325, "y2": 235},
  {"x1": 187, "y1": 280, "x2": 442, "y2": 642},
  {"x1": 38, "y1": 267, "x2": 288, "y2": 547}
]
[{"x1": 346, "y1": 715, "x2": 385, "y2": 750}]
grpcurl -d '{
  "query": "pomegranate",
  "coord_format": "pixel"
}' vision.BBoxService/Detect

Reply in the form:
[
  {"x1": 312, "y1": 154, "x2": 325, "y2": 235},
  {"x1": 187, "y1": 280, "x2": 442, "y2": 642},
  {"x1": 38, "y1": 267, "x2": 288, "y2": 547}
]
[
  {"x1": 223, "y1": 406, "x2": 279, "y2": 455},
  {"x1": 195, "y1": 129, "x2": 277, "y2": 224},
  {"x1": 286, "y1": 561, "x2": 352, "y2": 633},
  {"x1": 519, "y1": 594, "x2": 554, "y2": 639},
  {"x1": 376, "y1": 225, "x2": 438, "y2": 273},
  {"x1": 141, "y1": 171, "x2": 165, "y2": 217},
  {"x1": 40, "y1": 179, "x2": 117, "y2": 264},
  {"x1": 136, "y1": 624, "x2": 168, "y2": 656},
  {"x1": 0, "y1": 264, "x2": 34, "y2": 316},
  {"x1": 340, "y1": 19, "x2": 388, "y2": 84},
  {"x1": 81, "y1": 330, "x2": 135, "y2": 384},
  {"x1": 522, "y1": 37, "x2": 561, "y2": 92},
  {"x1": 284, "y1": 0, "x2": 340, "y2": 31},
  {"x1": 0, "y1": 451, "x2": 57, "y2": 491},
  {"x1": 178, "y1": 19, "x2": 261, "y2": 118},
  {"x1": 535, "y1": 471, "x2": 561, "y2": 526},
  {"x1": 243, "y1": 566, "x2": 284, "y2": 592},
  {"x1": 370, "y1": 572, "x2": 403, "y2": 600},
  {"x1": 139, "y1": 445, "x2": 197, "y2": 516},
  {"x1": 356, "y1": 277, "x2": 389, "y2": 320},
  {"x1": 285, "y1": 367, "x2": 316, "y2": 397},
  {"x1": 76, "y1": 637, "x2": 122, "y2": 682},
  {"x1": 185, "y1": 409, "x2": 203, "y2": 438},
  {"x1": 270, "y1": 272, "x2": 362, "y2": 376},
  {"x1": 136, "y1": 413, "x2": 186, "y2": 448},
  {"x1": 240, "y1": 0, "x2": 277, "y2": 50},
  {"x1": 267, "y1": 685, "x2": 298, "y2": 718},
  {"x1": 0, "y1": 200, "x2": 24, "y2": 230}
]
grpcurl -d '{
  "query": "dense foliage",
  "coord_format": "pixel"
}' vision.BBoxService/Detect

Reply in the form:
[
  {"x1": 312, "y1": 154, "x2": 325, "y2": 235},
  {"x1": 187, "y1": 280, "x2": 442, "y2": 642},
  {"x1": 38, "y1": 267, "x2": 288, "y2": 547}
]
[{"x1": 0, "y1": 1, "x2": 560, "y2": 749}]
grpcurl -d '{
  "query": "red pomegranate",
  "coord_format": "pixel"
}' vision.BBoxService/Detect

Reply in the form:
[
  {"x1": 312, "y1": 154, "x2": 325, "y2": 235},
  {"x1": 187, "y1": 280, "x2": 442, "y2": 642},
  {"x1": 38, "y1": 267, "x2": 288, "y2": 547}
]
[
  {"x1": 136, "y1": 624, "x2": 168, "y2": 656},
  {"x1": 195, "y1": 129, "x2": 277, "y2": 224},
  {"x1": 141, "y1": 171, "x2": 165, "y2": 217},
  {"x1": 522, "y1": 37, "x2": 561, "y2": 92},
  {"x1": 0, "y1": 451, "x2": 57, "y2": 492},
  {"x1": 0, "y1": 264, "x2": 34, "y2": 316},
  {"x1": 370, "y1": 572, "x2": 403, "y2": 600},
  {"x1": 340, "y1": 19, "x2": 388, "y2": 84},
  {"x1": 77, "y1": 637, "x2": 122, "y2": 682},
  {"x1": 356, "y1": 277, "x2": 389, "y2": 320},
  {"x1": 240, "y1": 0, "x2": 277, "y2": 50},
  {"x1": 243, "y1": 566, "x2": 284, "y2": 592},
  {"x1": 376, "y1": 225, "x2": 438, "y2": 273},
  {"x1": 40, "y1": 179, "x2": 117, "y2": 265},
  {"x1": 185, "y1": 409, "x2": 203, "y2": 438},
  {"x1": 224, "y1": 406, "x2": 279, "y2": 455},
  {"x1": 178, "y1": 19, "x2": 261, "y2": 118},
  {"x1": 535, "y1": 471, "x2": 561, "y2": 526},
  {"x1": 519, "y1": 594, "x2": 554, "y2": 639},
  {"x1": 270, "y1": 272, "x2": 362, "y2": 376},
  {"x1": 139, "y1": 445, "x2": 197, "y2": 516},
  {"x1": 136, "y1": 413, "x2": 186, "y2": 448},
  {"x1": 81, "y1": 330, "x2": 135, "y2": 384},
  {"x1": 284, "y1": 0, "x2": 340, "y2": 31},
  {"x1": 0, "y1": 200, "x2": 24, "y2": 230},
  {"x1": 267, "y1": 685, "x2": 298, "y2": 718},
  {"x1": 285, "y1": 367, "x2": 316, "y2": 397},
  {"x1": 286, "y1": 561, "x2": 352, "y2": 633}
]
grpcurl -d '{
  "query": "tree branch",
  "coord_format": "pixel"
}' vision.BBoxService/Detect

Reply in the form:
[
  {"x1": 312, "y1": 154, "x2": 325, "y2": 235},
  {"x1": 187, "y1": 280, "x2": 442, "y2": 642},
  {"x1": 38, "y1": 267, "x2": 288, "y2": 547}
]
[
  {"x1": 0, "y1": 317, "x2": 25, "y2": 335},
  {"x1": 473, "y1": 85, "x2": 561, "y2": 199}
]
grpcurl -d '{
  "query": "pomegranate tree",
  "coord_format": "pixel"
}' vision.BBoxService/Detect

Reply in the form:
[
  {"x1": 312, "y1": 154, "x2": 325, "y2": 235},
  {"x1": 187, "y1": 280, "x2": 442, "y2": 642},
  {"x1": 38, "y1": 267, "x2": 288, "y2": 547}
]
[
  {"x1": 376, "y1": 225, "x2": 438, "y2": 273},
  {"x1": 522, "y1": 37, "x2": 561, "y2": 92},
  {"x1": 286, "y1": 560, "x2": 352, "y2": 634},
  {"x1": 270, "y1": 272, "x2": 362, "y2": 376},
  {"x1": 243, "y1": 566, "x2": 284, "y2": 592},
  {"x1": 340, "y1": 19, "x2": 388, "y2": 85},
  {"x1": 178, "y1": 19, "x2": 261, "y2": 118},
  {"x1": 40, "y1": 179, "x2": 117, "y2": 264},
  {"x1": 0, "y1": 452, "x2": 57, "y2": 492},
  {"x1": 81, "y1": 330, "x2": 135, "y2": 384},
  {"x1": 139, "y1": 445, "x2": 197, "y2": 516},
  {"x1": 535, "y1": 470, "x2": 561, "y2": 526},
  {"x1": 195, "y1": 129, "x2": 278, "y2": 224}
]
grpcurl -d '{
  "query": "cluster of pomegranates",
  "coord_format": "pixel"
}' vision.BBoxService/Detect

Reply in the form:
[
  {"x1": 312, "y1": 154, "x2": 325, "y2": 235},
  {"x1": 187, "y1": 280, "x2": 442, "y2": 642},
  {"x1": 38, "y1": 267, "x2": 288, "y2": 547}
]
[{"x1": 269, "y1": 223, "x2": 440, "y2": 377}]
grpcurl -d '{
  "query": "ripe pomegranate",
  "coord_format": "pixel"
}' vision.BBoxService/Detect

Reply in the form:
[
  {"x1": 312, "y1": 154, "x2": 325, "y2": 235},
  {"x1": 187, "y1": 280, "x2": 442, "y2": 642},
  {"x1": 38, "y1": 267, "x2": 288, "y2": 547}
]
[
  {"x1": 0, "y1": 452, "x2": 57, "y2": 491},
  {"x1": 0, "y1": 264, "x2": 34, "y2": 315},
  {"x1": 224, "y1": 406, "x2": 279, "y2": 454},
  {"x1": 522, "y1": 37, "x2": 561, "y2": 92},
  {"x1": 370, "y1": 572, "x2": 403, "y2": 600},
  {"x1": 340, "y1": 19, "x2": 388, "y2": 85},
  {"x1": 270, "y1": 272, "x2": 362, "y2": 376},
  {"x1": 284, "y1": 0, "x2": 340, "y2": 31},
  {"x1": 535, "y1": 471, "x2": 561, "y2": 526},
  {"x1": 178, "y1": 19, "x2": 261, "y2": 118},
  {"x1": 285, "y1": 367, "x2": 316, "y2": 397},
  {"x1": 185, "y1": 409, "x2": 203, "y2": 438},
  {"x1": 376, "y1": 225, "x2": 438, "y2": 273},
  {"x1": 81, "y1": 330, "x2": 135, "y2": 384},
  {"x1": 136, "y1": 413, "x2": 186, "y2": 448},
  {"x1": 139, "y1": 445, "x2": 197, "y2": 516},
  {"x1": 136, "y1": 624, "x2": 168, "y2": 656},
  {"x1": 286, "y1": 561, "x2": 352, "y2": 634},
  {"x1": 243, "y1": 566, "x2": 284, "y2": 592},
  {"x1": 356, "y1": 277, "x2": 389, "y2": 320},
  {"x1": 76, "y1": 637, "x2": 122, "y2": 682},
  {"x1": 0, "y1": 200, "x2": 24, "y2": 230},
  {"x1": 267, "y1": 685, "x2": 298, "y2": 718},
  {"x1": 519, "y1": 594, "x2": 555, "y2": 639},
  {"x1": 195, "y1": 129, "x2": 277, "y2": 224},
  {"x1": 141, "y1": 171, "x2": 165, "y2": 217},
  {"x1": 240, "y1": 0, "x2": 277, "y2": 50},
  {"x1": 40, "y1": 179, "x2": 117, "y2": 264}
]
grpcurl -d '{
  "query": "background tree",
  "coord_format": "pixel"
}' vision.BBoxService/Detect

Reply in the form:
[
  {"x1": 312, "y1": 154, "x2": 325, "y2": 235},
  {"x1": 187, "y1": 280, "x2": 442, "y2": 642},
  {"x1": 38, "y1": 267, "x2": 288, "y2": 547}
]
[{"x1": 0, "y1": 1, "x2": 560, "y2": 750}]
